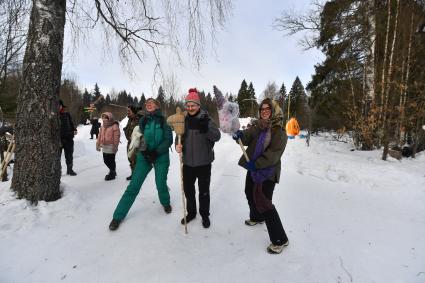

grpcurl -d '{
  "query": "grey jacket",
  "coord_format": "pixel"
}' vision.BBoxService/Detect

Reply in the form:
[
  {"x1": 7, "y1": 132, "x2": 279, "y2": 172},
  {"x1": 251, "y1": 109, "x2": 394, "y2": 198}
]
[{"x1": 178, "y1": 109, "x2": 221, "y2": 167}]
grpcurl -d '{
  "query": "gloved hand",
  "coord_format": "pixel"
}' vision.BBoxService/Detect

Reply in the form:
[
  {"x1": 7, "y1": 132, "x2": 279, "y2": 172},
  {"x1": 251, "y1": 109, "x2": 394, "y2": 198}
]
[
  {"x1": 143, "y1": 150, "x2": 158, "y2": 163},
  {"x1": 96, "y1": 144, "x2": 101, "y2": 151},
  {"x1": 232, "y1": 130, "x2": 243, "y2": 141},
  {"x1": 199, "y1": 117, "x2": 209, "y2": 134},
  {"x1": 246, "y1": 160, "x2": 256, "y2": 171}
]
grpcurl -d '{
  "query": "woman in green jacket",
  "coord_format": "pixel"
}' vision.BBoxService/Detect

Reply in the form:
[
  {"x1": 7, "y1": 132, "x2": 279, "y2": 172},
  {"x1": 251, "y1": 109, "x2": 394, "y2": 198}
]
[{"x1": 109, "y1": 98, "x2": 173, "y2": 230}]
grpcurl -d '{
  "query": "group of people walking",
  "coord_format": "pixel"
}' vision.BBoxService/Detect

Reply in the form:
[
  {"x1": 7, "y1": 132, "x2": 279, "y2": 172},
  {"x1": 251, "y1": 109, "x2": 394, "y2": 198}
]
[{"x1": 60, "y1": 88, "x2": 290, "y2": 254}]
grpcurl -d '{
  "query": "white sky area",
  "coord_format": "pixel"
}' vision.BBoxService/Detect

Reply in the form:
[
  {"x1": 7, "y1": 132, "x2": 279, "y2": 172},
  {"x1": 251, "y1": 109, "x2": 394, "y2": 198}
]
[{"x1": 62, "y1": 0, "x2": 324, "y2": 100}]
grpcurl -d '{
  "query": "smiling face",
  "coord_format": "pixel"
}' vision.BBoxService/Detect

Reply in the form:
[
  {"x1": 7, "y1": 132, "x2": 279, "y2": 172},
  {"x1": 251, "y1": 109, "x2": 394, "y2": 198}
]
[
  {"x1": 185, "y1": 102, "x2": 200, "y2": 116},
  {"x1": 259, "y1": 104, "x2": 272, "y2": 120},
  {"x1": 145, "y1": 100, "x2": 158, "y2": 113}
]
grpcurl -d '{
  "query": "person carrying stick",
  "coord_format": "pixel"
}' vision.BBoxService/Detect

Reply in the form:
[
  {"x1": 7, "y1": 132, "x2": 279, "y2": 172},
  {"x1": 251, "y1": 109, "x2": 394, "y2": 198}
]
[{"x1": 175, "y1": 88, "x2": 221, "y2": 229}]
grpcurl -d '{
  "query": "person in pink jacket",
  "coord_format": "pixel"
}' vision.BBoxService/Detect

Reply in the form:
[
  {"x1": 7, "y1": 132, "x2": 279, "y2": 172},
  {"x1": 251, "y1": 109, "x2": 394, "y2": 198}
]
[{"x1": 96, "y1": 112, "x2": 120, "y2": 180}]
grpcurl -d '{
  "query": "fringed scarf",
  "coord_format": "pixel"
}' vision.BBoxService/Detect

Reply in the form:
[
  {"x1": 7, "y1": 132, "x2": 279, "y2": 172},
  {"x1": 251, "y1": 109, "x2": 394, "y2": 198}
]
[{"x1": 250, "y1": 122, "x2": 275, "y2": 213}]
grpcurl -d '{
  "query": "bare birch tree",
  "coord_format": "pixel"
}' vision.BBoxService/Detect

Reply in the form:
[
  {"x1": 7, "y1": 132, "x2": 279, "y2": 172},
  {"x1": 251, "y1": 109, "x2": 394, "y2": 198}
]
[{"x1": 12, "y1": 0, "x2": 232, "y2": 203}]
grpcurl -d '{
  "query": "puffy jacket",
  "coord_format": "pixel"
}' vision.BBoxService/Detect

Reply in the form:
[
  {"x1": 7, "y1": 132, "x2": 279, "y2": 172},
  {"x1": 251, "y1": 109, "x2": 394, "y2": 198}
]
[
  {"x1": 97, "y1": 112, "x2": 120, "y2": 153},
  {"x1": 179, "y1": 109, "x2": 221, "y2": 167},
  {"x1": 139, "y1": 109, "x2": 173, "y2": 162}
]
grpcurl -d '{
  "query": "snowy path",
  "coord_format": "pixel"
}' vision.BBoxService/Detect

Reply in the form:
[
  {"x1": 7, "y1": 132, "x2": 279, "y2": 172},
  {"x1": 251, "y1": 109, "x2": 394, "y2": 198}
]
[{"x1": 1, "y1": 123, "x2": 424, "y2": 283}]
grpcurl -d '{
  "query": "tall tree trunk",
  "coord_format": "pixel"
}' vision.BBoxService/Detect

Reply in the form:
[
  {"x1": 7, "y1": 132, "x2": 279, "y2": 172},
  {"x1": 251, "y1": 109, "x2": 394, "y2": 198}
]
[
  {"x1": 11, "y1": 0, "x2": 66, "y2": 203},
  {"x1": 382, "y1": 0, "x2": 400, "y2": 161},
  {"x1": 397, "y1": 11, "x2": 414, "y2": 145}
]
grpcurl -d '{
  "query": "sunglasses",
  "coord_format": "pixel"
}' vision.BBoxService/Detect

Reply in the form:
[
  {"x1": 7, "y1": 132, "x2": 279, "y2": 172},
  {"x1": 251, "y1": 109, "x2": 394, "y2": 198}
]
[
  {"x1": 260, "y1": 107, "x2": 271, "y2": 112},
  {"x1": 102, "y1": 115, "x2": 109, "y2": 119}
]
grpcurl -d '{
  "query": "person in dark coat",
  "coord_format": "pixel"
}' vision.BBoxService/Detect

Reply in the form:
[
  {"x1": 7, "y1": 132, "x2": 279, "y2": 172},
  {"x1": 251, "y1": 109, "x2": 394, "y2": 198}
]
[
  {"x1": 175, "y1": 88, "x2": 221, "y2": 229},
  {"x1": 59, "y1": 99, "x2": 77, "y2": 176},
  {"x1": 90, "y1": 118, "x2": 101, "y2": 139},
  {"x1": 232, "y1": 98, "x2": 289, "y2": 254},
  {"x1": 123, "y1": 105, "x2": 141, "y2": 180}
]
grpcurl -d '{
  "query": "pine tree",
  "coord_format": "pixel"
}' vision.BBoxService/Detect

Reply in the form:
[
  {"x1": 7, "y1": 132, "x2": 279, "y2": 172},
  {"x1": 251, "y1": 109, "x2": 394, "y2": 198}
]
[
  {"x1": 156, "y1": 86, "x2": 166, "y2": 108},
  {"x1": 288, "y1": 77, "x2": 310, "y2": 129},
  {"x1": 82, "y1": 88, "x2": 92, "y2": 107},
  {"x1": 139, "y1": 93, "x2": 146, "y2": 108},
  {"x1": 247, "y1": 82, "x2": 258, "y2": 117},
  {"x1": 236, "y1": 79, "x2": 250, "y2": 117},
  {"x1": 105, "y1": 94, "x2": 111, "y2": 104},
  {"x1": 278, "y1": 82, "x2": 287, "y2": 114}
]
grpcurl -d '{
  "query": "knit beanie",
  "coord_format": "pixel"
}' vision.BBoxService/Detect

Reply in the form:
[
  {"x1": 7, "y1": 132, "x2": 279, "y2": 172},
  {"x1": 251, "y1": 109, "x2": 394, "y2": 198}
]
[{"x1": 185, "y1": 88, "x2": 200, "y2": 105}]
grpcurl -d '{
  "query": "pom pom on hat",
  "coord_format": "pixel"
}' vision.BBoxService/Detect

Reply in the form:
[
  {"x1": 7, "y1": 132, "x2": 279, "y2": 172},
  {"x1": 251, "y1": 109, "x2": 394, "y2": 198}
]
[{"x1": 185, "y1": 88, "x2": 200, "y2": 105}]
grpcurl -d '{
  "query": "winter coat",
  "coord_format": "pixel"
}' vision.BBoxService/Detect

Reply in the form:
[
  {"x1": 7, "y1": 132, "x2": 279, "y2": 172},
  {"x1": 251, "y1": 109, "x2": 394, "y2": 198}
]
[
  {"x1": 139, "y1": 109, "x2": 173, "y2": 163},
  {"x1": 90, "y1": 119, "x2": 101, "y2": 135},
  {"x1": 179, "y1": 109, "x2": 221, "y2": 167},
  {"x1": 123, "y1": 115, "x2": 140, "y2": 142},
  {"x1": 238, "y1": 122, "x2": 287, "y2": 183},
  {"x1": 60, "y1": 111, "x2": 76, "y2": 140},
  {"x1": 97, "y1": 112, "x2": 120, "y2": 153}
]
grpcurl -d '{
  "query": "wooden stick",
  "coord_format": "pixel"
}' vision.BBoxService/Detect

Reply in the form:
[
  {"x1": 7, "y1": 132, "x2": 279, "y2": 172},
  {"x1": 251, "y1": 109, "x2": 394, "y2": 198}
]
[
  {"x1": 237, "y1": 139, "x2": 250, "y2": 162},
  {"x1": 178, "y1": 135, "x2": 188, "y2": 234}
]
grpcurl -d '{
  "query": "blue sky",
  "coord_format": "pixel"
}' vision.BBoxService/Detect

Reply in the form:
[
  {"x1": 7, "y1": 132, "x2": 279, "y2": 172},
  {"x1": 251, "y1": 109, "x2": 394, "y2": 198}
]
[{"x1": 62, "y1": 0, "x2": 324, "y2": 100}]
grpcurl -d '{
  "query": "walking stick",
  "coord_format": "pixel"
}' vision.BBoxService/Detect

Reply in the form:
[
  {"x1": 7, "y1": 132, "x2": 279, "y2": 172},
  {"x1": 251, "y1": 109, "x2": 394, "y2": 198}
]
[{"x1": 167, "y1": 107, "x2": 188, "y2": 234}]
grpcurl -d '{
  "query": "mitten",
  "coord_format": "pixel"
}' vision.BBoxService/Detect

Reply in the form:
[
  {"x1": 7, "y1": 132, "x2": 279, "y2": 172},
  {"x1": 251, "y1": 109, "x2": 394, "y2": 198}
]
[
  {"x1": 232, "y1": 130, "x2": 243, "y2": 141},
  {"x1": 246, "y1": 160, "x2": 256, "y2": 171}
]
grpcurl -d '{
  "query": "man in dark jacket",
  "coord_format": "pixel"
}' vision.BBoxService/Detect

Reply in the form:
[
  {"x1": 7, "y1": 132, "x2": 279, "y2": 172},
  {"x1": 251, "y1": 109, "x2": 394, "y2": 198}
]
[
  {"x1": 175, "y1": 88, "x2": 221, "y2": 228},
  {"x1": 59, "y1": 100, "x2": 77, "y2": 176}
]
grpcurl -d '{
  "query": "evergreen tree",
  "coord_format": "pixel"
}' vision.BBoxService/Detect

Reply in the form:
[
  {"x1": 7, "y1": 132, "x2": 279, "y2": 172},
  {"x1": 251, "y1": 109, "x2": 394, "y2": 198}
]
[
  {"x1": 288, "y1": 77, "x2": 310, "y2": 129},
  {"x1": 139, "y1": 93, "x2": 146, "y2": 108},
  {"x1": 82, "y1": 88, "x2": 92, "y2": 107},
  {"x1": 236, "y1": 79, "x2": 250, "y2": 117},
  {"x1": 93, "y1": 83, "x2": 101, "y2": 99},
  {"x1": 247, "y1": 82, "x2": 258, "y2": 117},
  {"x1": 105, "y1": 94, "x2": 111, "y2": 104},
  {"x1": 278, "y1": 82, "x2": 287, "y2": 113},
  {"x1": 156, "y1": 86, "x2": 166, "y2": 108}
]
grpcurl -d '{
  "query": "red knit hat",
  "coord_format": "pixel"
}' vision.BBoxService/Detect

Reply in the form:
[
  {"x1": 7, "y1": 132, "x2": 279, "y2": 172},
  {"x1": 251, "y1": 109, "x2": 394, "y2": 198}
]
[{"x1": 185, "y1": 88, "x2": 200, "y2": 105}]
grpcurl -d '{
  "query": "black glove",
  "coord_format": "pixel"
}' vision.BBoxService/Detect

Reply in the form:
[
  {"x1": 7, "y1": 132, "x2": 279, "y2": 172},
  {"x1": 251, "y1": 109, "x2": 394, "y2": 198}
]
[
  {"x1": 199, "y1": 117, "x2": 209, "y2": 134},
  {"x1": 143, "y1": 150, "x2": 158, "y2": 164}
]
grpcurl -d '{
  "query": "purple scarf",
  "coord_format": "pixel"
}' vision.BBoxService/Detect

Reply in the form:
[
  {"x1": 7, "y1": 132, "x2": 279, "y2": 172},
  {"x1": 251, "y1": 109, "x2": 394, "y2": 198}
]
[{"x1": 250, "y1": 130, "x2": 275, "y2": 213}]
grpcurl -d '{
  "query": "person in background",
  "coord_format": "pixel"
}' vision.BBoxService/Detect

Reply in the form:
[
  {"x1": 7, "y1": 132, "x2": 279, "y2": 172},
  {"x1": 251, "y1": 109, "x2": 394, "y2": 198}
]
[
  {"x1": 96, "y1": 112, "x2": 120, "y2": 181},
  {"x1": 175, "y1": 88, "x2": 221, "y2": 229},
  {"x1": 109, "y1": 98, "x2": 173, "y2": 231},
  {"x1": 123, "y1": 105, "x2": 140, "y2": 180},
  {"x1": 90, "y1": 117, "x2": 101, "y2": 139},
  {"x1": 232, "y1": 98, "x2": 289, "y2": 254},
  {"x1": 59, "y1": 99, "x2": 77, "y2": 176}
]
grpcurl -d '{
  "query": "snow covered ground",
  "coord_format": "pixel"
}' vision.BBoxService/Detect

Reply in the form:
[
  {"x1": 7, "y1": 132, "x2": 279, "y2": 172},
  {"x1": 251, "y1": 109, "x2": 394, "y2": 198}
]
[{"x1": 1, "y1": 120, "x2": 424, "y2": 283}]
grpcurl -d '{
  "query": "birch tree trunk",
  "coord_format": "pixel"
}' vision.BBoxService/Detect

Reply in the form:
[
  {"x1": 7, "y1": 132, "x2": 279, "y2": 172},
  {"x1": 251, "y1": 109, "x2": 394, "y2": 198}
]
[
  {"x1": 382, "y1": 0, "x2": 400, "y2": 160},
  {"x1": 11, "y1": 0, "x2": 66, "y2": 203}
]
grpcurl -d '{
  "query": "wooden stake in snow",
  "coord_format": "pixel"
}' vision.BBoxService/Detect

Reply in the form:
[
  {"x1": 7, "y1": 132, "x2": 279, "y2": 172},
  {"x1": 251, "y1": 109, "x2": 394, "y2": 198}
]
[{"x1": 166, "y1": 107, "x2": 188, "y2": 234}]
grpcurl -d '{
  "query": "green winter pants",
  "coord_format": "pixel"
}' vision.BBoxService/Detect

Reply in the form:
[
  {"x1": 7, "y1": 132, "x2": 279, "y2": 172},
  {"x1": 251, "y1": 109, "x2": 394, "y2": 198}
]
[{"x1": 113, "y1": 152, "x2": 170, "y2": 220}]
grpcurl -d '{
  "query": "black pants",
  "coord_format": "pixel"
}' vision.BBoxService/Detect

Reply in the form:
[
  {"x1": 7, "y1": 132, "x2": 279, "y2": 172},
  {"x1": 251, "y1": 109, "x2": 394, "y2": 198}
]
[
  {"x1": 103, "y1": 153, "x2": 116, "y2": 172},
  {"x1": 245, "y1": 172, "x2": 288, "y2": 245},
  {"x1": 183, "y1": 164, "x2": 211, "y2": 218},
  {"x1": 90, "y1": 133, "x2": 98, "y2": 139},
  {"x1": 61, "y1": 138, "x2": 74, "y2": 166}
]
